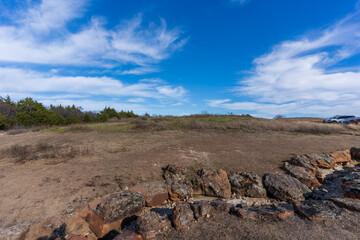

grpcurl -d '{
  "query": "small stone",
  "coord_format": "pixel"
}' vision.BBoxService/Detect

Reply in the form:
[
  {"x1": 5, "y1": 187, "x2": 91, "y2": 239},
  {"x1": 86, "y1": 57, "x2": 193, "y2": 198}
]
[
  {"x1": 136, "y1": 210, "x2": 171, "y2": 240},
  {"x1": 206, "y1": 214, "x2": 210, "y2": 218},
  {"x1": 191, "y1": 201, "x2": 212, "y2": 220},
  {"x1": 294, "y1": 200, "x2": 342, "y2": 221}
]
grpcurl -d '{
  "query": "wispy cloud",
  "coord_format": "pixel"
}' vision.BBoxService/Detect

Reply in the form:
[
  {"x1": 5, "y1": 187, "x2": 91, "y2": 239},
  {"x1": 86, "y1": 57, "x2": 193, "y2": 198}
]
[
  {"x1": 0, "y1": 0, "x2": 187, "y2": 69},
  {"x1": 230, "y1": 0, "x2": 251, "y2": 6},
  {"x1": 209, "y1": 6, "x2": 360, "y2": 117}
]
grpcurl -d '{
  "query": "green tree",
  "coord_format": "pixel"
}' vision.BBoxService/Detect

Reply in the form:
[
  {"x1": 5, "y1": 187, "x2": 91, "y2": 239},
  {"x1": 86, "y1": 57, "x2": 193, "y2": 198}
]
[{"x1": 0, "y1": 113, "x2": 8, "y2": 130}]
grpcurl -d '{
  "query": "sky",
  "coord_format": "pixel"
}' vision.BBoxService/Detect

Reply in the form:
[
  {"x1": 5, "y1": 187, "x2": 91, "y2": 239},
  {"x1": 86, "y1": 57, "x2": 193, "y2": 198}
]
[{"x1": 0, "y1": 0, "x2": 360, "y2": 117}]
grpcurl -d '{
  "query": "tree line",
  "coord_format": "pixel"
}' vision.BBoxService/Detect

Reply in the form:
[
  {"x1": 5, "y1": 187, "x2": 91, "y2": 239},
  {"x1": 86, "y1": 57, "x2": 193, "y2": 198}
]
[{"x1": 0, "y1": 96, "x2": 140, "y2": 130}]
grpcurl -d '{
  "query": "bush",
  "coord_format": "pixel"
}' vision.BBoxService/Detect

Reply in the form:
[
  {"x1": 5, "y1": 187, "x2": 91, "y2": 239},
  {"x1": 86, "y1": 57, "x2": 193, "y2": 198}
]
[{"x1": 0, "y1": 113, "x2": 8, "y2": 130}]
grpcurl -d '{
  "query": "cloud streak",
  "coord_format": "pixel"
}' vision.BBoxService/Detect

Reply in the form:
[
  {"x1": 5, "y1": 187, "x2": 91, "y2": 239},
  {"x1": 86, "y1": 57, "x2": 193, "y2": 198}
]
[{"x1": 209, "y1": 7, "x2": 360, "y2": 117}]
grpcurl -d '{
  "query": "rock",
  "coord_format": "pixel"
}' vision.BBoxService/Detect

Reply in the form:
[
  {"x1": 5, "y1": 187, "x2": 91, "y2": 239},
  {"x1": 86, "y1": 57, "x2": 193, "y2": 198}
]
[
  {"x1": 191, "y1": 201, "x2": 213, "y2": 220},
  {"x1": 331, "y1": 150, "x2": 351, "y2": 164},
  {"x1": 331, "y1": 198, "x2": 360, "y2": 212},
  {"x1": 263, "y1": 174, "x2": 311, "y2": 202},
  {"x1": 194, "y1": 169, "x2": 231, "y2": 199},
  {"x1": 315, "y1": 169, "x2": 334, "y2": 183},
  {"x1": 129, "y1": 181, "x2": 169, "y2": 207},
  {"x1": 0, "y1": 223, "x2": 29, "y2": 240},
  {"x1": 163, "y1": 164, "x2": 193, "y2": 201},
  {"x1": 293, "y1": 200, "x2": 342, "y2": 221},
  {"x1": 230, "y1": 203, "x2": 294, "y2": 220},
  {"x1": 344, "y1": 184, "x2": 360, "y2": 199},
  {"x1": 114, "y1": 230, "x2": 143, "y2": 240},
  {"x1": 210, "y1": 199, "x2": 233, "y2": 213},
  {"x1": 288, "y1": 155, "x2": 318, "y2": 173},
  {"x1": 171, "y1": 202, "x2": 195, "y2": 230},
  {"x1": 228, "y1": 172, "x2": 267, "y2": 198},
  {"x1": 86, "y1": 191, "x2": 145, "y2": 238},
  {"x1": 136, "y1": 210, "x2": 172, "y2": 240},
  {"x1": 350, "y1": 147, "x2": 360, "y2": 160},
  {"x1": 24, "y1": 213, "x2": 96, "y2": 240},
  {"x1": 283, "y1": 163, "x2": 321, "y2": 189},
  {"x1": 311, "y1": 154, "x2": 336, "y2": 169}
]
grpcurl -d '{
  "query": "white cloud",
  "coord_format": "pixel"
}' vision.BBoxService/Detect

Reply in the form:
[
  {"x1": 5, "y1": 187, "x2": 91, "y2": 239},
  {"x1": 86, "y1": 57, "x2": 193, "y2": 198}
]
[
  {"x1": 0, "y1": 0, "x2": 186, "y2": 68},
  {"x1": 156, "y1": 86, "x2": 188, "y2": 99},
  {"x1": 209, "y1": 7, "x2": 360, "y2": 117}
]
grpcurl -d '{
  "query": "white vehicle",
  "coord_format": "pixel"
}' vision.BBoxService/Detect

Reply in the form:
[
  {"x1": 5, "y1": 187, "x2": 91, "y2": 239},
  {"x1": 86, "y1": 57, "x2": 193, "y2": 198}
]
[{"x1": 323, "y1": 115, "x2": 355, "y2": 123}]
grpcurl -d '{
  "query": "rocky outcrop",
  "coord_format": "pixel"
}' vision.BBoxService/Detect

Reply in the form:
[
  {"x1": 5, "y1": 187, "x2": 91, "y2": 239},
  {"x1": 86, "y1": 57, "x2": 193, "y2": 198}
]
[
  {"x1": 350, "y1": 147, "x2": 360, "y2": 160},
  {"x1": 171, "y1": 202, "x2": 195, "y2": 230},
  {"x1": 228, "y1": 172, "x2": 266, "y2": 198},
  {"x1": 283, "y1": 163, "x2": 321, "y2": 189},
  {"x1": 263, "y1": 174, "x2": 311, "y2": 202},
  {"x1": 193, "y1": 169, "x2": 232, "y2": 199},
  {"x1": 163, "y1": 164, "x2": 193, "y2": 201},
  {"x1": 86, "y1": 191, "x2": 145, "y2": 238},
  {"x1": 129, "y1": 181, "x2": 169, "y2": 207},
  {"x1": 136, "y1": 210, "x2": 172, "y2": 239},
  {"x1": 294, "y1": 200, "x2": 342, "y2": 221}
]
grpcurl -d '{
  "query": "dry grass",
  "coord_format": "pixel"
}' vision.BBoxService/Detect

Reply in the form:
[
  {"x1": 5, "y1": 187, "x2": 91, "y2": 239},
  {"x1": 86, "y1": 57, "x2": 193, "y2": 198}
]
[{"x1": 1, "y1": 142, "x2": 90, "y2": 164}]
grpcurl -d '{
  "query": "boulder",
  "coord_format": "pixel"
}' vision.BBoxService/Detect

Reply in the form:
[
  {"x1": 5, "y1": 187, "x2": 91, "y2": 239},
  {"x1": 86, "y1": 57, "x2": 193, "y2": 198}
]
[
  {"x1": 311, "y1": 154, "x2": 336, "y2": 169},
  {"x1": 350, "y1": 147, "x2": 360, "y2": 160},
  {"x1": 129, "y1": 181, "x2": 169, "y2": 207},
  {"x1": 163, "y1": 164, "x2": 193, "y2": 201},
  {"x1": 171, "y1": 202, "x2": 195, "y2": 230},
  {"x1": 283, "y1": 163, "x2": 321, "y2": 189},
  {"x1": 86, "y1": 191, "x2": 145, "y2": 238},
  {"x1": 191, "y1": 201, "x2": 212, "y2": 220},
  {"x1": 136, "y1": 211, "x2": 172, "y2": 240},
  {"x1": 193, "y1": 169, "x2": 231, "y2": 199},
  {"x1": 263, "y1": 174, "x2": 311, "y2": 202},
  {"x1": 293, "y1": 200, "x2": 342, "y2": 221},
  {"x1": 24, "y1": 214, "x2": 97, "y2": 240},
  {"x1": 344, "y1": 184, "x2": 360, "y2": 199},
  {"x1": 331, "y1": 150, "x2": 351, "y2": 164},
  {"x1": 288, "y1": 155, "x2": 318, "y2": 173},
  {"x1": 228, "y1": 172, "x2": 267, "y2": 198},
  {"x1": 114, "y1": 230, "x2": 143, "y2": 240}
]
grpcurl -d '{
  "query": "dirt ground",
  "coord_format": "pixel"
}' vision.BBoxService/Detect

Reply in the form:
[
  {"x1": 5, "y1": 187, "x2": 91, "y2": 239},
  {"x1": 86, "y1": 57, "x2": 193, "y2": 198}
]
[{"x1": 0, "y1": 128, "x2": 360, "y2": 238}]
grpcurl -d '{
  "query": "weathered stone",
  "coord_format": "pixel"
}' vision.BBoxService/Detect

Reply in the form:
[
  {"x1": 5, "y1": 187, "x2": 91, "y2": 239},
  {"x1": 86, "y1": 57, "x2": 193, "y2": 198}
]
[
  {"x1": 171, "y1": 202, "x2": 195, "y2": 230},
  {"x1": 230, "y1": 203, "x2": 294, "y2": 220},
  {"x1": 163, "y1": 164, "x2": 193, "y2": 201},
  {"x1": 350, "y1": 147, "x2": 360, "y2": 160},
  {"x1": 24, "y1": 214, "x2": 97, "y2": 240},
  {"x1": 0, "y1": 224, "x2": 29, "y2": 240},
  {"x1": 263, "y1": 174, "x2": 311, "y2": 202},
  {"x1": 315, "y1": 169, "x2": 334, "y2": 183},
  {"x1": 191, "y1": 201, "x2": 213, "y2": 220},
  {"x1": 288, "y1": 155, "x2": 318, "y2": 173},
  {"x1": 331, "y1": 198, "x2": 360, "y2": 212},
  {"x1": 294, "y1": 200, "x2": 342, "y2": 221},
  {"x1": 114, "y1": 230, "x2": 143, "y2": 240},
  {"x1": 283, "y1": 163, "x2": 321, "y2": 189},
  {"x1": 194, "y1": 169, "x2": 231, "y2": 199},
  {"x1": 129, "y1": 181, "x2": 169, "y2": 207},
  {"x1": 136, "y1": 210, "x2": 171, "y2": 240},
  {"x1": 331, "y1": 150, "x2": 351, "y2": 164},
  {"x1": 86, "y1": 191, "x2": 145, "y2": 238},
  {"x1": 311, "y1": 154, "x2": 336, "y2": 169},
  {"x1": 228, "y1": 172, "x2": 267, "y2": 198},
  {"x1": 344, "y1": 184, "x2": 360, "y2": 199}
]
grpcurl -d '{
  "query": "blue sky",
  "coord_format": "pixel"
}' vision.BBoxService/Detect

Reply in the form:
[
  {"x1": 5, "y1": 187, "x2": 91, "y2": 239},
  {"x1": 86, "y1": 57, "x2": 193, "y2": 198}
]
[{"x1": 0, "y1": 0, "x2": 360, "y2": 117}]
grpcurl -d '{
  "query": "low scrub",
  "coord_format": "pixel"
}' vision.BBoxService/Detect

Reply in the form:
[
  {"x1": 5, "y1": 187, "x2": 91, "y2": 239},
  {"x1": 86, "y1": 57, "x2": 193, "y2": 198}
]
[{"x1": 1, "y1": 142, "x2": 90, "y2": 164}]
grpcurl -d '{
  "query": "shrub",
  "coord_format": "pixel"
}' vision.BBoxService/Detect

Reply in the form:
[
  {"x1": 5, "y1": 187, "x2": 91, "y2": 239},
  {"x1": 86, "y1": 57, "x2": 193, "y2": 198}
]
[{"x1": 0, "y1": 113, "x2": 8, "y2": 130}]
